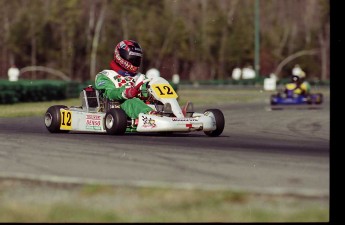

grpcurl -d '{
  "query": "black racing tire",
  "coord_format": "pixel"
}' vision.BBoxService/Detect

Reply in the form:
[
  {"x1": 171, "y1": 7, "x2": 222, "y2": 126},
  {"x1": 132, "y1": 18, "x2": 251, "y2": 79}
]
[
  {"x1": 203, "y1": 109, "x2": 225, "y2": 137},
  {"x1": 315, "y1": 93, "x2": 323, "y2": 104},
  {"x1": 104, "y1": 108, "x2": 128, "y2": 135},
  {"x1": 306, "y1": 95, "x2": 313, "y2": 104},
  {"x1": 270, "y1": 94, "x2": 277, "y2": 105},
  {"x1": 44, "y1": 105, "x2": 69, "y2": 133}
]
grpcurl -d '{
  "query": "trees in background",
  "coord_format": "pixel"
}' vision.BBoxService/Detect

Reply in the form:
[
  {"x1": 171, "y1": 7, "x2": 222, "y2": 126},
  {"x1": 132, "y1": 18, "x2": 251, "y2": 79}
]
[{"x1": 0, "y1": 0, "x2": 329, "y2": 82}]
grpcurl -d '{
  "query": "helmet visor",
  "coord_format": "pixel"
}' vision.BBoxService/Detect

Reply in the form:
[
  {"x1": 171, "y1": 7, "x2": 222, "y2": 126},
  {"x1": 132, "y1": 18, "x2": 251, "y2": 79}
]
[
  {"x1": 119, "y1": 49, "x2": 142, "y2": 67},
  {"x1": 292, "y1": 76, "x2": 299, "y2": 82}
]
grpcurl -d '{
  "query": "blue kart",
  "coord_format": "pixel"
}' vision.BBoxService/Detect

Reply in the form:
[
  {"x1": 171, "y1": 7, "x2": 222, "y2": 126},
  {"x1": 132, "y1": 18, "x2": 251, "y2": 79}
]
[{"x1": 270, "y1": 89, "x2": 323, "y2": 106}]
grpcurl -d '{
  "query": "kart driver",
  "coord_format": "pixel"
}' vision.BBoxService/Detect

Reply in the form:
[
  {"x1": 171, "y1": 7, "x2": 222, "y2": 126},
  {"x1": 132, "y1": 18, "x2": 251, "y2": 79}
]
[
  {"x1": 284, "y1": 70, "x2": 311, "y2": 96},
  {"x1": 94, "y1": 40, "x2": 156, "y2": 119}
]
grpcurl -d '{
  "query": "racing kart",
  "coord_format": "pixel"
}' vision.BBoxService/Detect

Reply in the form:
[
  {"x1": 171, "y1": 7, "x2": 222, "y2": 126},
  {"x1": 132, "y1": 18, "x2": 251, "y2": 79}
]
[
  {"x1": 44, "y1": 76, "x2": 225, "y2": 137},
  {"x1": 270, "y1": 89, "x2": 323, "y2": 106}
]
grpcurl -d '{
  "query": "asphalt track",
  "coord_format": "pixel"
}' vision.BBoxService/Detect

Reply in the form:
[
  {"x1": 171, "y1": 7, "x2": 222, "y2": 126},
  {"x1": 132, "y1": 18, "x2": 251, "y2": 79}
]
[{"x1": 0, "y1": 95, "x2": 329, "y2": 197}]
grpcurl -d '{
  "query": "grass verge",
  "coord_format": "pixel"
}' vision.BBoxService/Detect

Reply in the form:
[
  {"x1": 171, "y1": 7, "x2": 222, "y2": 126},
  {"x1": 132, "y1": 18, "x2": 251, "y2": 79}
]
[{"x1": 0, "y1": 179, "x2": 329, "y2": 222}]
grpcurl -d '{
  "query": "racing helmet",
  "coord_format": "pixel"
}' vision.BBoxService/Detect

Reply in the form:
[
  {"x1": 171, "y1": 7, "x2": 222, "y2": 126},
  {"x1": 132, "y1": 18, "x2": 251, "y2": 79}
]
[{"x1": 113, "y1": 40, "x2": 143, "y2": 76}]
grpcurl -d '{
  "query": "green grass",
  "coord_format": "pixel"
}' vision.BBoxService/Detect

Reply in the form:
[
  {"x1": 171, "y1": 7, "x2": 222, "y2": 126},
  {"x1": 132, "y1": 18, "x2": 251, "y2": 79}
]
[
  {"x1": 178, "y1": 88, "x2": 270, "y2": 105},
  {"x1": 0, "y1": 181, "x2": 329, "y2": 222}
]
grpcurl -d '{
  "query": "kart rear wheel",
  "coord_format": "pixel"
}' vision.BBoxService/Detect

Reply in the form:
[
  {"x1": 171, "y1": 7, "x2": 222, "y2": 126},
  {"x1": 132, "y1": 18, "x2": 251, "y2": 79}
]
[
  {"x1": 306, "y1": 95, "x2": 313, "y2": 104},
  {"x1": 104, "y1": 108, "x2": 127, "y2": 135},
  {"x1": 203, "y1": 109, "x2": 225, "y2": 137},
  {"x1": 315, "y1": 93, "x2": 323, "y2": 104},
  {"x1": 44, "y1": 105, "x2": 69, "y2": 133}
]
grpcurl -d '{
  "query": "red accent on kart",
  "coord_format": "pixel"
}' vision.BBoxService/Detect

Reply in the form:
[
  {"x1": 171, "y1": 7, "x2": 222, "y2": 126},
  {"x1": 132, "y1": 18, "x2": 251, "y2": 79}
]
[
  {"x1": 84, "y1": 86, "x2": 94, "y2": 91},
  {"x1": 148, "y1": 111, "x2": 159, "y2": 115},
  {"x1": 182, "y1": 101, "x2": 190, "y2": 117},
  {"x1": 186, "y1": 124, "x2": 192, "y2": 128}
]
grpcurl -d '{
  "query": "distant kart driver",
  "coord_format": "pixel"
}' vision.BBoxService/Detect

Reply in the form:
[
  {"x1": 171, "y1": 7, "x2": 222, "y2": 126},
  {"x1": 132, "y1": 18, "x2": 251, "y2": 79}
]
[
  {"x1": 284, "y1": 71, "x2": 311, "y2": 96},
  {"x1": 94, "y1": 40, "x2": 156, "y2": 119}
]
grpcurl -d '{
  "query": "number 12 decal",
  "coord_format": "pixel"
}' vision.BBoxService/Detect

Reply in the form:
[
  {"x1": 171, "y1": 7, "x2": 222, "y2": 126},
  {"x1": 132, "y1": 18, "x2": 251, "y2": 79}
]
[
  {"x1": 152, "y1": 84, "x2": 178, "y2": 98},
  {"x1": 60, "y1": 109, "x2": 72, "y2": 130}
]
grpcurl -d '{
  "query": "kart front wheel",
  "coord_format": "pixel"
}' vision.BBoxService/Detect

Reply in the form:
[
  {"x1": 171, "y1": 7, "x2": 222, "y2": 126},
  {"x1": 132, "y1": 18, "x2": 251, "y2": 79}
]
[
  {"x1": 44, "y1": 105, "x2": 69, "y2": 133},
  {"x1": 204, "y1": 109, "x2": 225, "y2": 137},
  {"x1": 104, "y1": 108, "x2": 128, "y2": 135},
  {"x1": 270, "y1": 94, "x2": 278, "y2": 105}
]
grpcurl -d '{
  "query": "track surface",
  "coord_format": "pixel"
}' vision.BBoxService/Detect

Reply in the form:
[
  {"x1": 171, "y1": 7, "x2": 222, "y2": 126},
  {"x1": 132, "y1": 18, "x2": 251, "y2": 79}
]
[{"x1": 0, "y1": 96, "x2": 329, "y2": 196}]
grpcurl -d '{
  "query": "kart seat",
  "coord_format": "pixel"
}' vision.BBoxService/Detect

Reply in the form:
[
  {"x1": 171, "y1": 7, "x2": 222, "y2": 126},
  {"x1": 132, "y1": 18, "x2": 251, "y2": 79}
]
[{"x1": 81, "y1": 85, "x2": 100, "y2": 112}]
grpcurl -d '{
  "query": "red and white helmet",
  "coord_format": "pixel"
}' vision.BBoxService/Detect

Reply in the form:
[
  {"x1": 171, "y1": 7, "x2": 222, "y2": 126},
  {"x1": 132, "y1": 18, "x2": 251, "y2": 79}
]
[{"x1": 113, "y1": 40, "x2": 143, "y2": 76}]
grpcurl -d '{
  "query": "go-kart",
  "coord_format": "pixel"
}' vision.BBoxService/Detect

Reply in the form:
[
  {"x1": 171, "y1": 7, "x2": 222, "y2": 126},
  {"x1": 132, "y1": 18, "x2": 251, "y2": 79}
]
[
  {"x1": 270, "y1": 89, "x2": 323, "y2": 106},
  {"x1": 44, "y1": 75, "x2": 225, "y2": 137}
]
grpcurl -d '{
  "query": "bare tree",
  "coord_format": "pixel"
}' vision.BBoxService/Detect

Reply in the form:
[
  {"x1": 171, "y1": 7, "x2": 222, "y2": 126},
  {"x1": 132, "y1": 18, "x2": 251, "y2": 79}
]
[
  {"x1": 217, "y1": 0, "x2": 239, "y2": 80},
  {"x1": 0, "y1": 0, "x2": 329, "y2": 82},
  {"x1": 90, "y1": 0, "x2": 107, "y2": 81},
  {"x1": 319, "y1": 20, "x2": 330, "y2": 81}
]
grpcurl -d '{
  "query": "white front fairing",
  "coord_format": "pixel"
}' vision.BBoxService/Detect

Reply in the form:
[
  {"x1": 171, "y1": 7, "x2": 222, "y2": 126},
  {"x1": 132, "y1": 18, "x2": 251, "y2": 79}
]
[
  {"x1": 136, "y1": 112, "x2": 216, "y2": 132},
  {"x1": 148, "y1": 77, "x2": 184, "y2": 118},
  {"x1": 137, "y1": 76, "x2": 217, "y2": 133}
]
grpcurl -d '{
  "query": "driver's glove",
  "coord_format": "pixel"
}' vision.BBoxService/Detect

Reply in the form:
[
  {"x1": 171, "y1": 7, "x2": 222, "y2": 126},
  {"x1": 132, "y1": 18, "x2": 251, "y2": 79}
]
[{"x1": 124, "y1": 86, "x2": 139, "y2": 99}]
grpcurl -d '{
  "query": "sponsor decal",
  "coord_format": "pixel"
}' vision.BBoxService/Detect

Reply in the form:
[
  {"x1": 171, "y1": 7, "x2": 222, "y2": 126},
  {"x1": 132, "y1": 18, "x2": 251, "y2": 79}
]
[
  {"x1": 129, "y1": 51, "x2": 142, "y2": 57},
  {"x1": 86, "y1": 114, "x2": 102, "y2": 130},
  {"x1": 141, "y1": 115, "x2": 156, "y2": 128},
  {"x1": 204, "y1": 111, "x2": 211, "y2": 116},
  {"x1": 97, "y1": 81, "x2": 106, "y2": 86},
  {"x1": 86, "y1": 120, "x2": 101, "y2": 126},
  {"x1": 119, "y1": 41, "x2": 126, "y2": 48},
  {"x1": 172, "y1": 118, "x2": 198, "y2": 122},
  {"x1": 86, "y1": 115, "x2": 101, "y2": 120}
]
